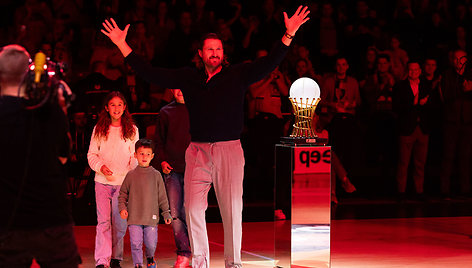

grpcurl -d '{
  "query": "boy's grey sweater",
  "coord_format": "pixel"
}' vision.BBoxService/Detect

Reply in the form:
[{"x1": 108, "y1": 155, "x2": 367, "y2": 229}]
[{"x1": 118, "y1": 166, "x2": 171, "y2": 226}]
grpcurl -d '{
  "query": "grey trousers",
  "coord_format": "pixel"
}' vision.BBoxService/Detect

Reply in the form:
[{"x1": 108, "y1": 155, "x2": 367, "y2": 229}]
[{"x1": 184, "y1": 140, "x2": 245, "y2": 268}]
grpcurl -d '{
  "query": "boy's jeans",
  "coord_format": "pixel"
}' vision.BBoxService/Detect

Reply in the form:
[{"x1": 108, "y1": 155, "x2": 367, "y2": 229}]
[
  {"x1": 95, "y1": 182, "x2": 127, "y2": 266},
  {"x1": 164, "y1": 172, "x2": 191, "y2": 257},
  {"x1": 128, "y1": 225, "x2": 158, "y2": 266}
]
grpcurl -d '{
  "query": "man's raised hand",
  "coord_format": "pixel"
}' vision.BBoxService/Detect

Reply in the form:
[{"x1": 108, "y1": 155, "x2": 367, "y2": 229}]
[
  {"x1": 101, "y1": 18, "x2": 129, "y2": 45},
  {"x1": 283, "y1": 5, "x2": 310, "y2": 36},
  {"x1": 101, "y1": 18, "x2": 133, "y2": 57}
]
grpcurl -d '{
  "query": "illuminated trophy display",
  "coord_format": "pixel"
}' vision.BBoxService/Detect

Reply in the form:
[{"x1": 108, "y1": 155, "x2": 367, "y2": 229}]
[
  {"x1": 281, "y1": 77, "x2": 326, "y2": 144},
  {"x1": 274, "y1": 77, "x2": 331, "y2": 267}
]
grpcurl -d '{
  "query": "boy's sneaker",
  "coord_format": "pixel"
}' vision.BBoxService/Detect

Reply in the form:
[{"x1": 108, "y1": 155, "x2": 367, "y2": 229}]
[
  {"x1": 174, "y1": 255, "x2": 190, "y2": 268},
  {"x1": 96, "y1": 265, "x2": 107, "y2": 268},
  {"x1": 147, "y1": 257, "x2": 156, "y2": 268},
  {"x1": 110, "y1": 259, "x2": 122, "y2": 268}
]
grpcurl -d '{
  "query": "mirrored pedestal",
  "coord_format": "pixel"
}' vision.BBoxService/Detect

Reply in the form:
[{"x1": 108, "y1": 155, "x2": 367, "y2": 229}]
[{"x1": 274, "y1": 144, "x2": 331, "y2": 267}]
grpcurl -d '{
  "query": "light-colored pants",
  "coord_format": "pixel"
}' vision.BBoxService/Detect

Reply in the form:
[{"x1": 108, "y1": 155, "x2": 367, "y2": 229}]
[
  {"x1": 128, "y1": 225, "x2": 158, "y2": 266},
  {"x1": 94, "y1": 182, "x2": 127, "y2": 266},
  {"x1": 184, "y1": 140, "x2": 245, "y2": 268}
]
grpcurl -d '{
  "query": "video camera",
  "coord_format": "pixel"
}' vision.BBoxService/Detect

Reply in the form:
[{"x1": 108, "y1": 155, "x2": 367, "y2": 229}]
[{"x1": 24, "y1": 51, "x2": 72, "y2": 110}]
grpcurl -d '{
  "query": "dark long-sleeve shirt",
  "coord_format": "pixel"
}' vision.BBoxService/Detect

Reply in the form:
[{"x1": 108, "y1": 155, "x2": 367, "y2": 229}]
[
  {"x1": 0, "y1": 96, "x2": 72, "y2": 230},
  {"x1": 393, "y1": 78, "x2": 433, "y2": 135},
  {"x1": 126, "y1": 41, "x2": 289, "y2": 142},
  {"x1": 153, "y1": 101, "x2": 190, "y2": 173}
]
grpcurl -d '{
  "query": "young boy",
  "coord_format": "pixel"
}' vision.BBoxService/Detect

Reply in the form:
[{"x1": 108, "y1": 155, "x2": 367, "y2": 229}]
[{"x1": 118, "y1": 139, "x2": 172, "y2": 268}]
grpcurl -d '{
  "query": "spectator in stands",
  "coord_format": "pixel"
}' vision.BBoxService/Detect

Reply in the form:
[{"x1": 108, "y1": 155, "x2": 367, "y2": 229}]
[
  {"x1": 150, "y1": 1, "x2": 176, "y2": 67},
  {"x1": 356, "y1": 46, "x2": 378, "y2": 81},
  {"x1": 120, "y1": 64, "x2": 151, "y2": 113},
  {"x1": 361, "y1": 53, "x2": 395, "y2": 114},
  {"x1": 67, "y1": 111, "x2": 93, "y2": 199},
  {"x1": 90, "y1": 33, "x2": 126, "y2": 81},
  {"x1": 291, "y1": 58, "x2": 321, "y2": 84},
  {"x1": 449, "y1": 25, "x2": 472, "y2": 54},
  {"x1": 74, "y1": 61, "x2": 120, "y2": 122},
  {"x1": 215, "y1": 19, "x2": 236, "y2": 61},
  {"x1": 421, "y1": 57, "x2": 444, "y2": 177},
  {"x1": 128, "y1": 21, "x2": 155, "y2": 61},
  {"x1": 192, "y1": 0, "x2": 215, "y2": 35},
  {"x1": 124, "y1": 0, "x2": 152, "y2": 27},
  {"x1": 360, "y1": 53, "x2": 396, "y2": 167},
  {"x1": 392, "y1": 61, "x2": 432, "y2": 201},
  {"x1": 423, "y1": 58, "x2": 441, "y2": 89},
  {"x1": 439, "y1": 49, "x2": 472, "y2": 198},
  {"x1": 423, "y1": 12, "x2": 449, "y2": 61},
  {"x1": 290, "y1": 45, "x2": 322, "y2": 83},
  {"x1": 321, "y1": 56, "x2": 361, "y2": 176},
  {"x1": 386, "y1": 36, "x2": 409, "y2": 81},
  {"x1": 318, "y1": 2, "x2": 339, "y2": 73},
  {"x1": 165, "y1": 10, "x2": 200, "y2": 67}
]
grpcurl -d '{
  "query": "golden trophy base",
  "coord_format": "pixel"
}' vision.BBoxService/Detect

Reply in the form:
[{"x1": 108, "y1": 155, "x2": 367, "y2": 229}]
[{"x1": 286, "y1": 97, "x2": 324, "y2": 145}]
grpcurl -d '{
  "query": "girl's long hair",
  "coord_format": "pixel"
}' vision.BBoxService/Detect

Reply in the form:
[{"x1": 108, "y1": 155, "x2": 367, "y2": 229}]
[{"x1": 93, "y1": 91, "x2": 136, "y2": 141}]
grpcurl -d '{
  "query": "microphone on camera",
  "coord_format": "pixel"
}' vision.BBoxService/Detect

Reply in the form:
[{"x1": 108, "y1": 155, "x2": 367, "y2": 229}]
[{"x1": 33, "y1": 51, "x2": 46, "y2": 83}]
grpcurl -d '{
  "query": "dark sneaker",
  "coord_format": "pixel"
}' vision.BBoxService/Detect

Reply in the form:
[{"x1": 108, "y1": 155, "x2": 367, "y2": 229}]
[
  {"x1": 96, "y1": 265, "x2": 107, "y2": 268},
  {"x1": 147, "y1": 257, "x2": 156, "y2": 268},
  {"x1": 110, "y1": 259, "x2": 122, "y2": 268}
]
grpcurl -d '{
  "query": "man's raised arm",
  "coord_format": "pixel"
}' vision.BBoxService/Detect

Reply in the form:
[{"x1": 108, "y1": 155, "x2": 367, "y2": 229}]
[
  {"x1": 282, "y1": 5, "x2": 311, "y2": 46},
  {"x1": 101, "y1": 18, "x2": 133, "y2": 57}
]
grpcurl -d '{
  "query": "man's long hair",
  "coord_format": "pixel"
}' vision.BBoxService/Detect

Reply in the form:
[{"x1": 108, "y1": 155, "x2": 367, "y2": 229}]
[{"x1": 94, "y1": 91, "x2": 136, "y2": 141}]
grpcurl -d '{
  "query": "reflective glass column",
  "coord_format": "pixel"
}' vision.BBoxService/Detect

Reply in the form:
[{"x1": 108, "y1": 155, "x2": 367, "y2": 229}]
[{"x1": 274, "y1": 144, "x2": 331, "y2": 267}]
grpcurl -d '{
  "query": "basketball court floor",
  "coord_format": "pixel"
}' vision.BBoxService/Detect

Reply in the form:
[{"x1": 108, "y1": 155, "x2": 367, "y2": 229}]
[{"x1": 68, "y1": 202, "x2": 472, "y2": 268}]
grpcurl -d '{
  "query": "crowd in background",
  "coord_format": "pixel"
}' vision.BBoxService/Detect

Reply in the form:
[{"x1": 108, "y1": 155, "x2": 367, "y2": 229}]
[{"x1": 2, "y1": 0, "x2": 472, "y2": 202}]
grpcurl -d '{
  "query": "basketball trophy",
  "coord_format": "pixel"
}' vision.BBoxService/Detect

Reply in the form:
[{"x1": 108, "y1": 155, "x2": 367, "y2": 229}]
[{"x1": 281, "y1": 77, "x2": 326, "y2": 144}]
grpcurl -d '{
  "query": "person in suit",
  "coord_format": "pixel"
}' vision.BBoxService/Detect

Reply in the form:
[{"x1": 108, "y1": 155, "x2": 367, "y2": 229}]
[
  {"x1": 439, "y1": 49, "x2": 472, "y2": 198},
  {"x1": 392, "y1": 61, "x2": 432, "y2": 200}
]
